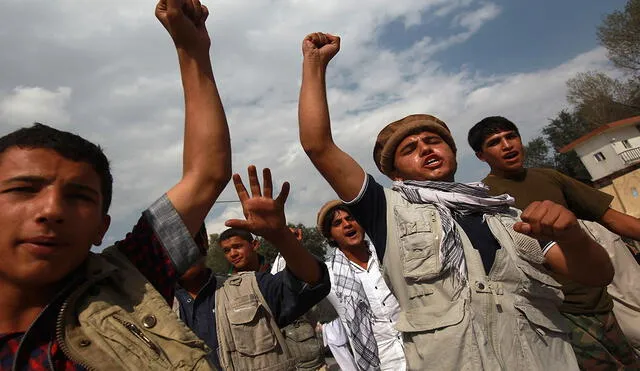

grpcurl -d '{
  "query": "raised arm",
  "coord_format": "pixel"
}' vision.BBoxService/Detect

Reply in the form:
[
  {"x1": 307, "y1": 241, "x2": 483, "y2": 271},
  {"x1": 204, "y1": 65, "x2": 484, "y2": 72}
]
[
  {"x1": 299, "y1": 32, "x2": 365, "y2": 201},
  {"x1": 226, "y1": 166, "x2": 322, "y2": 285},
  {"x1": 514, "y1": 201, "x2": 614, "y2": 287},
  {"x1": 157, "y1": 0, "x2": 231, "y2": 235}
]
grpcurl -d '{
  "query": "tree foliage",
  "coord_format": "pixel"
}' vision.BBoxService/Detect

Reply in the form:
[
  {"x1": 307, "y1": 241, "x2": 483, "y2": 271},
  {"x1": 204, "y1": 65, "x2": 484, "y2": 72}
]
[
  {"x1": 566, "y1": 71, "x2": 640, "y2": 125},
  {"x1": 205, "y1": 224, "x2": 329, "y2": 274},
  {"x1": 597, "y1": 0, "x2": 640, "y2": 74},
  {"x1": 257, "y1": 222, "x2": 329, "y2": 264},
  {"x1": 523, "y1": 111, "x2": 592, "y2": 183}
]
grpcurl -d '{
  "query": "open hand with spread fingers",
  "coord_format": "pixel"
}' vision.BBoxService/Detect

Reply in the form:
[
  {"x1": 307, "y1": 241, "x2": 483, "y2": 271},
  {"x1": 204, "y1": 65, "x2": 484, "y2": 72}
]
[{"x1": 225, "y1": 166, "x2": 291, "y2": 241}]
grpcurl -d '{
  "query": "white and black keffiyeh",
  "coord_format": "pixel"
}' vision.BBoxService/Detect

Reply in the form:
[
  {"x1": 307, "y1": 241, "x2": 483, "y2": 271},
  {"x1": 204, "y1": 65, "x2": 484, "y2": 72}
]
[
  {"x1": 392, "y1": 180, "x2": 514, "y2": 286},
  {"x1": 331, "y1": 245, "x2": 380, "y2": 370}
]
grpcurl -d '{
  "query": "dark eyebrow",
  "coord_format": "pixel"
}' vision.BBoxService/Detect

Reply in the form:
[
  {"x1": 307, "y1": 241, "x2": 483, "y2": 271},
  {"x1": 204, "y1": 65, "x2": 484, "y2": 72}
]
[
  {"x1": 398, "y1": 138, "x2": 418, "y2": 153},
  {"x1": 66, "y1": 183, "x2": 100, "y2": 197},
  {"x1": 1, "y1": 175, "x2": 49, "y2": 186},
  {"x1": 2, "y1": 175, "x2": 99, "y2": 197}
]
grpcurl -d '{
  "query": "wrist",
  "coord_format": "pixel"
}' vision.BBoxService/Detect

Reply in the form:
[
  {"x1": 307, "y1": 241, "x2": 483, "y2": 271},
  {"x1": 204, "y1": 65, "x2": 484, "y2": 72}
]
[
  {"x1": 303, "y1": 58, "x2": 328, "y2": 74},
  {"x1": 262, "y1": 226, "x2": 293, "y2": 243}
]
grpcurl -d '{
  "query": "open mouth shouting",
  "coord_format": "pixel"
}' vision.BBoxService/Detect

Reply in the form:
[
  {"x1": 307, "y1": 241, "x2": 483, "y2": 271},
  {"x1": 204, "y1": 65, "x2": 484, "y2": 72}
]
[
  {"x1": 502, "y1": 151, "x2": 520, "y2": 162},
  {"x1": 423, "y1": 155, "x2": 443, "y2": 169}
]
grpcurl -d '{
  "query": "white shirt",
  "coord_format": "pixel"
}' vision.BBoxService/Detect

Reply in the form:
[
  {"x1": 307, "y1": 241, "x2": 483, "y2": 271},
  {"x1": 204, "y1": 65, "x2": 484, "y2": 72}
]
[{"x1": 326, "y1": 249, "x2": 406, "y2": 370}]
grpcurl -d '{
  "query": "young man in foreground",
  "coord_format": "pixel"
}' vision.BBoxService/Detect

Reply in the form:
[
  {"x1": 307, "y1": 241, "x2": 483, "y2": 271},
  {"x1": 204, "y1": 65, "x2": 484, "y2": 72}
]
[
  {"x1": 297, "y1": 32, "x2": 614, "y2": 370},
  {"x1": 468, "y1": 116, "x2": 640, "y2": 367},
  {"x1": 0, "y1": 0, "x2": 231, "y2": 368}
]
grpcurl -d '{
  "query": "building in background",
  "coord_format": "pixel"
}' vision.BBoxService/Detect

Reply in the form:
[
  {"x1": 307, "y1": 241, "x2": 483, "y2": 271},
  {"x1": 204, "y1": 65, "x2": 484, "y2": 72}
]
[{"x1": 560, "y1": 116, "x2": 640, "y2": 218}]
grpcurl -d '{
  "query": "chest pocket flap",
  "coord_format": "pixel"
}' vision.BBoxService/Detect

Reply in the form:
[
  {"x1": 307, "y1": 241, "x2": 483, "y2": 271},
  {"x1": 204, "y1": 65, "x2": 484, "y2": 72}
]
[
  {"x1": 393, "y1": 205, "x2": 441, "y2": 281},
  {"x1": 227, "y1": 294, "x2": 277, "y2": 356}
]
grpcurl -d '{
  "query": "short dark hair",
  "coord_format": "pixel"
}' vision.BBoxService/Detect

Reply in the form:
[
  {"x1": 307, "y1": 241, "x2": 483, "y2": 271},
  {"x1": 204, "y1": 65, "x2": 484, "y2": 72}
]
[
  {"x1": 322, "y1": 205, "x2": 352, "y2": 247},
  {"x1": 0, "y1": 123, "x2": 112, "y2": 214},
  {"x1": 219, "y1": 228, "x2": 254, "y2": 244},
  {"x1": 467, "y1": 116, "x2": 520, "y2": 153}
]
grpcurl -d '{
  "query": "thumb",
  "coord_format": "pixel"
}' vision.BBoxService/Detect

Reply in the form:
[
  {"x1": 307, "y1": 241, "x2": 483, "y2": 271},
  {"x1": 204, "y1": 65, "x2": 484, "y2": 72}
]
[
  {"x1": 225, "y1": 219, "x2": 251, "y2": 230},
  {"x1": 513, "y1": 222, "x2": 532, "y2": 235}
]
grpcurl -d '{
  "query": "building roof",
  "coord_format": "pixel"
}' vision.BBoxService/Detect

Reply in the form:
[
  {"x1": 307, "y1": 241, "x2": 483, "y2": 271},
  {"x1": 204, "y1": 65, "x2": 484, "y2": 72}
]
[{"x1": 559, "y1": 115, "x2": 640, "y2": 153}]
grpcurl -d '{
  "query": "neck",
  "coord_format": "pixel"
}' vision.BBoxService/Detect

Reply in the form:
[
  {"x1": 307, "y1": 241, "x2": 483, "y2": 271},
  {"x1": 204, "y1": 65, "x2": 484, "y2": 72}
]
[
  {"x1": 0, "y1": 279, "x2": 63, "y2": 333},
  {"x1": 339, "y1": 242, "x2": 370, "y2": 269},
  {"x1": 178, "y1": 269, "x2": 210, "y2": 298},
  {"x1": 490, "y1": 167, "x2": 525, "y2": 179},
  {"x1": 234, "y1": 255, "x2": 260, "y2": 273}
]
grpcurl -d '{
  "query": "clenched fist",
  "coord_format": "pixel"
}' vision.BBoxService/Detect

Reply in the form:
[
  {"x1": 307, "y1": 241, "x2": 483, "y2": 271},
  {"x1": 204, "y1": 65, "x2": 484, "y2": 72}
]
[
  {"x1": 156, "y1": 0, "x2": 210, "y2": 50},
  {"x1": 302, "y1": 32, "x2": 340, "y2": 67},
  {"x1": 513, "y1": 200, "x2": 584, "y2": 244}
]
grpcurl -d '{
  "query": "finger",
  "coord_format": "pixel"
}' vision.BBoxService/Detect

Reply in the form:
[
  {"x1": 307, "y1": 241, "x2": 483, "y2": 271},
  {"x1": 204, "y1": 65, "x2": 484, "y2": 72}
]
[
  {"x1": 317, "y1": 32, "x2": 328, "y2": 45},
  {"x1": 276, "y1": 181, "x2": 290, "y2": 206},
  {"x1": 539, "y1": 202, "x2": 562, "y2": 238},
  {"x1": 513, "y1": 221, "x2": 532, "y2": 235},
  {"x1": 201, "y1": 4, "x2": 209, "y2": 25},
  {"x1": 247, "y1": 165, "x2": 262, "y2": 198},
  {"x1": 232, "y1": 173, "x2": 250, "y2": 203},
  {"x1": 327, "y1": 34, "x2": 341, "y2": 48},
  {"x1": 520, "y1": 201, "x2": 540, "y2": 222},
  {"x1": 191, "y1": 0, "x2": 203, "y2": 22},
  {"x1": 263, "y1": 168, "x2": 273, "y2": 199},
  {"x1": 225, "y1": 219, "x2": 251, "y2": 230},
  {"x1": 305, "y1": 33, "x2": 319, "y2": 44}
]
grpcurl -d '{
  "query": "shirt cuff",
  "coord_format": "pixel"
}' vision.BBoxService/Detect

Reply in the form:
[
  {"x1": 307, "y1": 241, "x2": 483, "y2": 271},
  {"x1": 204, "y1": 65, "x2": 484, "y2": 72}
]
[
  {"x1": 143, "y1": 194, "x2": 202, "y2": 276},
  {"x1": 541, "y1": 241, "x2": 557, "y2": 256},
  {"x1": 343, "y1": 171, "x2": 369, "y2": 205},
  {"x1": 283, "y1": 259, "x2": 331, "y2": 295}
]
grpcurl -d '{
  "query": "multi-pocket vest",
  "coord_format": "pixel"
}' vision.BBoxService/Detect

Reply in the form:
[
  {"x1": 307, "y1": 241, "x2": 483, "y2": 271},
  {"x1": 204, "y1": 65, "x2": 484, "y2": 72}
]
[
  {"x1": 57, "y1": 246, "x2": 213, "y2": 371},
  {"x1": 382, "y1": 189, "x2": 579, "y2": 371},
  {"x1": 215, "y1": 272, "x2": 297, "y2": 371}
]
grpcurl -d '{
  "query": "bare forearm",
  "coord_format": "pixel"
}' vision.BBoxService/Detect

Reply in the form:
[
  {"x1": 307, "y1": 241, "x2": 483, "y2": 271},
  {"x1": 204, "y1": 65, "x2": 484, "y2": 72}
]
[
  {"x1": 179, "y1": 49, "x2": 231, "y2": 190},
  {"x1": 601, "y1": 208, "x2": 640, "y2": 241},
  {"x1": 265, "y1": 227, "x2": 322, "y2": 285},
  {"x1": 299, "y1": 61, "x2": 333, "y2": 153},
  {"x1": 547, "y1": 233, "x2": 614, "y2": 287}
]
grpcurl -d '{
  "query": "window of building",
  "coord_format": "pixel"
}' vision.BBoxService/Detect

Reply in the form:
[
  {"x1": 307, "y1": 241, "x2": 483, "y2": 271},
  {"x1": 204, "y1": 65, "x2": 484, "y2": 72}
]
[
  {"x1": 632, "y1": 187, "x2": 639, "y2": 198},
  {"x1": 594, "y1": 152, "x2": 606, "y2": 162},
  {"x1": 621, "y1": 139, "x2": 632, "y2": 149}
]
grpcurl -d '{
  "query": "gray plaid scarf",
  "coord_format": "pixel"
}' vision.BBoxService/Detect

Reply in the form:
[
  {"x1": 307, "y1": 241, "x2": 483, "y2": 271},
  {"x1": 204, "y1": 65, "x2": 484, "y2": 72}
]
[
  {"x1": 331, "y1": 244, "x2": 380, "y2": 370},
  {"x1": 392, "y1": 180, "x2": 514, "y2": 286}
]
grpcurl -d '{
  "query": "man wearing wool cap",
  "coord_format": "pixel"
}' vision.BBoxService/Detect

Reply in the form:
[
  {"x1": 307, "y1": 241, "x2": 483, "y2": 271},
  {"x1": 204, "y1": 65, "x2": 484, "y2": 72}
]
[
  {"x1": 316, "y1": 200, "x2": 405, "y2": 371},
  {"x1": 297, "y1": 31, "x2": 616, "y2": 370}
]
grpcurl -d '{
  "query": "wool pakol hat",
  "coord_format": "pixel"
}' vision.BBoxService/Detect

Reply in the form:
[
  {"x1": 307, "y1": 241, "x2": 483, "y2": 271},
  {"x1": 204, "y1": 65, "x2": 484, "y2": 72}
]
[
  {"x1": 373, "y1": 114, "x2": 456, "y2": 178},
  {"x1": 316, "y1": 200, "x2": 344, "y2": 238}
]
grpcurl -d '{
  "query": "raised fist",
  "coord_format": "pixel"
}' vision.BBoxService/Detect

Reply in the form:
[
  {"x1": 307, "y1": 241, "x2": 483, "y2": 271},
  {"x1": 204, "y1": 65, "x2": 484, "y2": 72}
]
[
  {"x1": 513, "y1": 200, "x2": 583, "y2": 244},
  {"x1": 156, "y1": 0, "x2": 210, "y2": 50},
  {"x1": 302, "y1": 32, "x2": 340, "y2": 67}
]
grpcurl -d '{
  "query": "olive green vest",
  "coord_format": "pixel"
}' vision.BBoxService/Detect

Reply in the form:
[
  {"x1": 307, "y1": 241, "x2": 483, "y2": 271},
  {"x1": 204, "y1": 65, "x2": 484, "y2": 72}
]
[
  {"x1": 215, "y1": 272, "x2": 297, "y2": 371},
  {"x1": 58, "y1": 246, "x2": 213, "y2": 371},
  {"x1": 382, "y1": 189, "x2": 579, "y2": 371}
]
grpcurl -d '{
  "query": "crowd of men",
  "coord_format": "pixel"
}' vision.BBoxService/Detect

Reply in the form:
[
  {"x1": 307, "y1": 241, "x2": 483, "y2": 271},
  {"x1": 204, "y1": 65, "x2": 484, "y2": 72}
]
[{"x1": 1, "y1": 1, "x2": 639, "y2": 370}]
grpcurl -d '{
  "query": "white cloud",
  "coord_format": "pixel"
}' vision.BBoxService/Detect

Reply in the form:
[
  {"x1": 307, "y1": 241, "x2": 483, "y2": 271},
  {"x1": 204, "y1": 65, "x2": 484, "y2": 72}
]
[
  {"x1": 0, "y1": 86, "x2": 72, "y2": 127},
  {"x1": 0, "y1": 0, "x2": 616, "y2": 246}
]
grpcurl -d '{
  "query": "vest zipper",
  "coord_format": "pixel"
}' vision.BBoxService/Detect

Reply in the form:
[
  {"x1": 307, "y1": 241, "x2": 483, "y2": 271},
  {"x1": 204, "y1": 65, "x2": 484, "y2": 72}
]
[
  {"x1": 113, "y1": 317, "x2": 163, "y2": 357},
  {"x1": 55, "y1": 299, "x2": 97, "y2": 371}
]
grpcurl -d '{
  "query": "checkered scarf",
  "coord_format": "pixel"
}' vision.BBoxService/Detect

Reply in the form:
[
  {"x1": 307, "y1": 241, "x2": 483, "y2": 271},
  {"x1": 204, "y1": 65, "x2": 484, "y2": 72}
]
[
  {"x1": 330, "y1": 244, "x2": 380, "y2": 370},
  {"x1": 392, "y1": 180, "x2": 514, "y2": 286}
]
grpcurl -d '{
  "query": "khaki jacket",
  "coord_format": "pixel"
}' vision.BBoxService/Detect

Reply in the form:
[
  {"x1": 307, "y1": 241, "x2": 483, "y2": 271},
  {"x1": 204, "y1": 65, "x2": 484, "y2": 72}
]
[
  {"x1": 382, "y1": 189, "x2": 579, "y2": 371},
  {"x1": 57, "y1": 246, "x2": 213, "y2": 371}
]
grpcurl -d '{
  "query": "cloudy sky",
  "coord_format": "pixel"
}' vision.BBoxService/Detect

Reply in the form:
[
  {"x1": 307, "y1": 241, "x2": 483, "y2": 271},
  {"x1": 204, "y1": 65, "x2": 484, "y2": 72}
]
[{"x1": 0, "y1": 0, "x2": 627, "y2": 249}]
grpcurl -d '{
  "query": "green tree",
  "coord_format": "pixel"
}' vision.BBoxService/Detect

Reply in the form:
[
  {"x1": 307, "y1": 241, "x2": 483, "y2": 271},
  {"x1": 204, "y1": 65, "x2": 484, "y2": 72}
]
[
  {"x1": 523, "y1": 111, "x2": 592, "y2": 183},
  {"x1": 598, "y1": 0, "x2": 640, "y2": 75},
  {"x1": 523, "y1": 136, "x2": 553, "y2": 169},
  {"x1": 257, "y1": 223, "x2": 329, "y2": 265},
  {"x1": 205, "y1": 233, "x2": 231, "y2": 274}
]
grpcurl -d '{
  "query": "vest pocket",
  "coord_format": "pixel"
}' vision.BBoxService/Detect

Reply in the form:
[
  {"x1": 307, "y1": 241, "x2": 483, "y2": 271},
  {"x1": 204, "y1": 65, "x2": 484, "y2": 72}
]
[
  {"x1": 284, "y1": 320, "x2": 315, "y2": 342},
  {"x1": 396, "y1": 297, "x2": 465, "y2": 333},
  {"x1": 227, "y1": 294, "x2": 277, "y2": 356},
  {"x1": 514, "y1": 302, "x2": 569, "y2": 334},
  {"x1": 394, "y1": 206, "x2": 440, "y2": 281}
]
